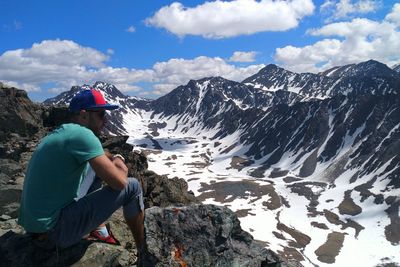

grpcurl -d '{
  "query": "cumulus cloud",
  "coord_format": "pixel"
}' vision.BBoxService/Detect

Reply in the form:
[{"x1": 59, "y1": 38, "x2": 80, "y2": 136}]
[
  {"x1": 150, "y1": 56, "x2": 264, "y2": 95},
  {"x1": 274, "y1": 3, "x2": 400, "y2": 72},
  {"x1": 0, "y1": 40, "x2": 151, "y2": 93},
  {"x1": 145, "y1": 0, "x2": 314, "y2": 39},
  {"x1": 386, "y1": 3, "x2": 400, "y2": 26},
  {"x1": 321, "y1": 0, "x2": 381, "y2": 21},
  {"x1": 229, "y1": 51, "x2": 258, "y2": 62},
  {"x1": 0, "y1": 39, "x2": 264, "y2": 98}
]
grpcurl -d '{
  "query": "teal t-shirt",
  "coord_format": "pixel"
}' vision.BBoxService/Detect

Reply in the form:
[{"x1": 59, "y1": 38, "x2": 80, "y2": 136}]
[{"x1": 18, "y1": 123, "x2": 104, "y2": 232}]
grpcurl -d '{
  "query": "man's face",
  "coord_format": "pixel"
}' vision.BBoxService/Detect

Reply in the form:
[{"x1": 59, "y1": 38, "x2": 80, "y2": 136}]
[{"x1": 87, "y1": 109, "x2": 107, "y2": 136}]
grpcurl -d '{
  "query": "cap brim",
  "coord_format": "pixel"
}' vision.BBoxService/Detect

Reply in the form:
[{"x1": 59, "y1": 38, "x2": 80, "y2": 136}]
[{"x1": 88, "y1": 104, "x2": 120, "y2": 110}]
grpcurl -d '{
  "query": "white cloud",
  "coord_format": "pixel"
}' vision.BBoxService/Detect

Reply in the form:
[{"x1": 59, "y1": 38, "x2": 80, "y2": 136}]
[
  {"x1": 113, "y1": 83, "x2": 142, "y2": 92},
  {"x1": 229, "y1": 51, "x2": 258, "y2": 62},
  {"x1": 151, "y1": 56, "x2": 264, "y2": 92},
  {"x1": 274, "y1": 3, "x2": 400, "y2": 72},
  {"x1": 126, "y1": 26, "x2": 136, "y2": 33},
  {"x1": 0, "y1": 39, "x2": 264, "y2": 97},
  {"x1": 386, "y1": 3, "x2": 400, "y2": 26},
  {"x1": 107, "y1": 49, "x2": 114, "y2": 55},
  {"x1": 321, "y1": 0, "x2": 381, "y2": 21},
  {"x1": 145, "y1": 0, "x2": 314, "y2": 39}
]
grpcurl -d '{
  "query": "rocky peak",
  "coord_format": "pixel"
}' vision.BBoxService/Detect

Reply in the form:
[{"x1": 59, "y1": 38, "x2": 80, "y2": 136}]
[
  {"x1": 92, "y1": 81, "x2": 127, "y2": 100},
  {"x1": 326, "y1": 60, "x2": 399, "y2": 79},
  {"x1": 0, "y1": 84, "x2": 42, "y2": 138}
]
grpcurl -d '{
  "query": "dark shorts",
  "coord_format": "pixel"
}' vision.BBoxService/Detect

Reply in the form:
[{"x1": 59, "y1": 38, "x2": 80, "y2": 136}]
[{"x1": 47, "y1": 177, "x2": 144, "y2": 248}]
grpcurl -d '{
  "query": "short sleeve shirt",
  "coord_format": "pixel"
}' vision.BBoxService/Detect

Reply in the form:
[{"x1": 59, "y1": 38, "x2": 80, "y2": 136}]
[{"x1": 18, "y1": 123, "x2": 104, "y2": 232}]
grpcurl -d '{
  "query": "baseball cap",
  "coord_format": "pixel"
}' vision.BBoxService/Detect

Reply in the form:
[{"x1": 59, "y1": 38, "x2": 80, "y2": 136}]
[{"x1": 69, "y1": 89, "x2": 119, "y2": 112}]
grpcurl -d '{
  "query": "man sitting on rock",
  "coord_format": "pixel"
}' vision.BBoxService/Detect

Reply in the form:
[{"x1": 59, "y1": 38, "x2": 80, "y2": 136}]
[{"x1": 18, "y1": 89, "x2": 144, "y2": 251}]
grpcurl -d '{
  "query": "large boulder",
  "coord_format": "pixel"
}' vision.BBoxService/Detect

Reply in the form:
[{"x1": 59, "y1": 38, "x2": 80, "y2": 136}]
[{"x1": 142, "y1": 204, "x2": 293, "y2": 267}]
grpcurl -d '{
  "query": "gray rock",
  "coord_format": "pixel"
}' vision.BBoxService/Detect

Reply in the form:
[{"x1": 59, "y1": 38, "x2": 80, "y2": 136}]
[
  {"x1": 0, "y1": 230, "x2": 137, "y2": 267},
  {"x1": 142, "y1": 204, "x2": 285, "y2": 267}
]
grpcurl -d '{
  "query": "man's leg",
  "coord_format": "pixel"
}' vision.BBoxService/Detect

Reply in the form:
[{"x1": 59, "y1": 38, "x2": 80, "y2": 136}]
[
  {"x1": 125, "y1": 209, "x2": 145, "y2": 249},
  {"x1": 48, "y1": 178, "x2": 144, "y2": 248}
]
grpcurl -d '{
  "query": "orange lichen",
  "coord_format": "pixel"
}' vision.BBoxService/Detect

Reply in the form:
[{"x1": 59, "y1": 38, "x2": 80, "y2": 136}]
[
  {"x1": 173, "y1": 243, "x2": 187, "y2": 267},
  {"x1": 172, "y1": 207, "x2": 181, "y2": 215}
]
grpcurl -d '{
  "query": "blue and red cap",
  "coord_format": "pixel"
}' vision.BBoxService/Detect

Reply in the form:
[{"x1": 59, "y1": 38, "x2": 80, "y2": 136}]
[{"x1": 69, "y1": 89, "x2": 119, "y2": 112}]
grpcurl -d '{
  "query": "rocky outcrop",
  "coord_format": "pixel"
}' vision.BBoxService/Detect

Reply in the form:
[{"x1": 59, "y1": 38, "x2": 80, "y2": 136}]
[
  {"x1": 0, "y1": 85, "x2": 42, "y2": 138},
  {"x1": 142, "y1": 204, "x2": 297, "y2": 267},
  {"x1": 0, "y1": 85, "x2": 292, "y2": 266}
]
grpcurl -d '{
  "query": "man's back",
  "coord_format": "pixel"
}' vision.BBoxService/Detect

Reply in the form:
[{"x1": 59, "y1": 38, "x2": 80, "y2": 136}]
[{"x1": 18, "y1": 123, "x2": 103, "y2": 233}]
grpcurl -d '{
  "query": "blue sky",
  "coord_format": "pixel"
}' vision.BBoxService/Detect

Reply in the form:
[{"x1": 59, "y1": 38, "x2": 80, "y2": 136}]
[{"x1": 0, "y1": 0, "x2": 399, "y2": 101}]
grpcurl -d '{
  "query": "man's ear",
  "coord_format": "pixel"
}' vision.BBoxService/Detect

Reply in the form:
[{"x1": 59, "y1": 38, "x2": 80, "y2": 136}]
[{"x1": 80, "y1": 110, "x2": 88, "y2": 119}]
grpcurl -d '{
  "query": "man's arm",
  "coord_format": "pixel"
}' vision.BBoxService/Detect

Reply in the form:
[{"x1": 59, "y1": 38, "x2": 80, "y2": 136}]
[{"x1": 89, "y1": 154, "x2": 128, "y2": 190}]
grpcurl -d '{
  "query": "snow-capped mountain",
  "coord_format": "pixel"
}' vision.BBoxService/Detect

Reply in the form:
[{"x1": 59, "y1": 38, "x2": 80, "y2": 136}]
[
  {"x1": 243, "y1": 59, "x2": 399, "y2": 99},
  {"x1": 45, "y1": 60, "x2": 400, "y2": 267}
]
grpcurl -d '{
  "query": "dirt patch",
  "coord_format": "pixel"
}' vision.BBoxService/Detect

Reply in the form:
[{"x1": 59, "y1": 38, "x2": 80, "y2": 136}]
[
  {"x1": 248, "y1": 167, "x2": 266, "y2": 178},
  {"x1": 288, "y1": 181, "x2": 326, "y2": 218},
  {"x1": 283, "y1": 177, "x2": 302, "y2": 183},
  {"x1": 164, "y1": 155, "x2": 177, "y2": 160},
  {"x1": 323, "y1": 209, "x2": 342, "y2": 225},
  {"x1": 142, "y1": 149, "x2": 162, "y2": 156},
  {"x1": 229, "y1": 156, "x2": 254, "y2": 171},
  {"x1": 183, "y1": 162, "x2": 210, "y2": 168},
  {"x1": 314, "y1": 231, "x2": 345, "y2": 264},
  {"x1": 323, "y1": 209, "x2": 365, "y2": 237},
  {"x1": 164, "y1": 162, "x2": 175, "y2": 167},
  {"x1": 288, "y1": 182, "x2": 326, "y2": 202},
  {"x1": 261, "y1": 189, "x2": 282, "y2": 210},
  {"x1": 220, "y1": 143, "x2": 238, "y2": 154},
  {"x1": 277, "y1": 246, "x2": 305, "y2": 262},
  {"x1": 196, "y1": 181, "x2": 281, "y2": 209},
  {"x1": 276, "y1": 223, "x2": 311, "y2": 248},
  {"x1": 147, "y1": 121, "x2": 167, "y2": 136},
  {"x1": 345, "y1": 219, "x2": 364, "y2": 238},
  {"x1": 384, "y1": 196, "x2": 400, "y2": 245},
  {"x1": 272, "y1": 231, "x2": 286, "y2": 240},
  {"x1": 214, "y1": 142, "x2": 221, "y2": 147},
  {"x1": 235, "y1": 209, "x2": 255, "y2": 218},
  {"x1": 187, "y1": 172, "x2": 202, "y2": 176},
  {"x1": 187, "y1": 178, "x2": 200, "y2": 182},
  {"x1": 269, "y1": 169, "x2": 289, "y2": 178},
  {"x1": 311, "y1": 221, "x2": 329, "y2": 230},
  {"x1": 338, "y1": 190, "x2": 362, "y2": 215}
]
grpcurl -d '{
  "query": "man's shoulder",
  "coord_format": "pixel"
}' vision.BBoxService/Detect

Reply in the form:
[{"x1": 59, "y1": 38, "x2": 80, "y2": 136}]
[
  {"x1": 60, "y1": 123, "x2": 94, "y2": 136},
  {"x1": 62, "y1": 123, "x2": 89, "y2": 131}
]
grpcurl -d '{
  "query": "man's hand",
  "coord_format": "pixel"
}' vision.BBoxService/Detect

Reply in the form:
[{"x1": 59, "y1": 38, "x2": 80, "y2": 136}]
[
  {"x1": 112, "y1": 156, "x2": 128, "y2": 175},
  {"x1": 89, "y1": 154, "x2": 128, "y2": 190}
]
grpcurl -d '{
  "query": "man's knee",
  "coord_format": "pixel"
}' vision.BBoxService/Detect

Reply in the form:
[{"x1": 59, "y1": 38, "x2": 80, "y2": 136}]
[
  {"x1": 123, "y1": 178, "x2": 144, "y2": 219},
  {"x1": 127, "y1": 177, "x2": 142, "y2": 197}
]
